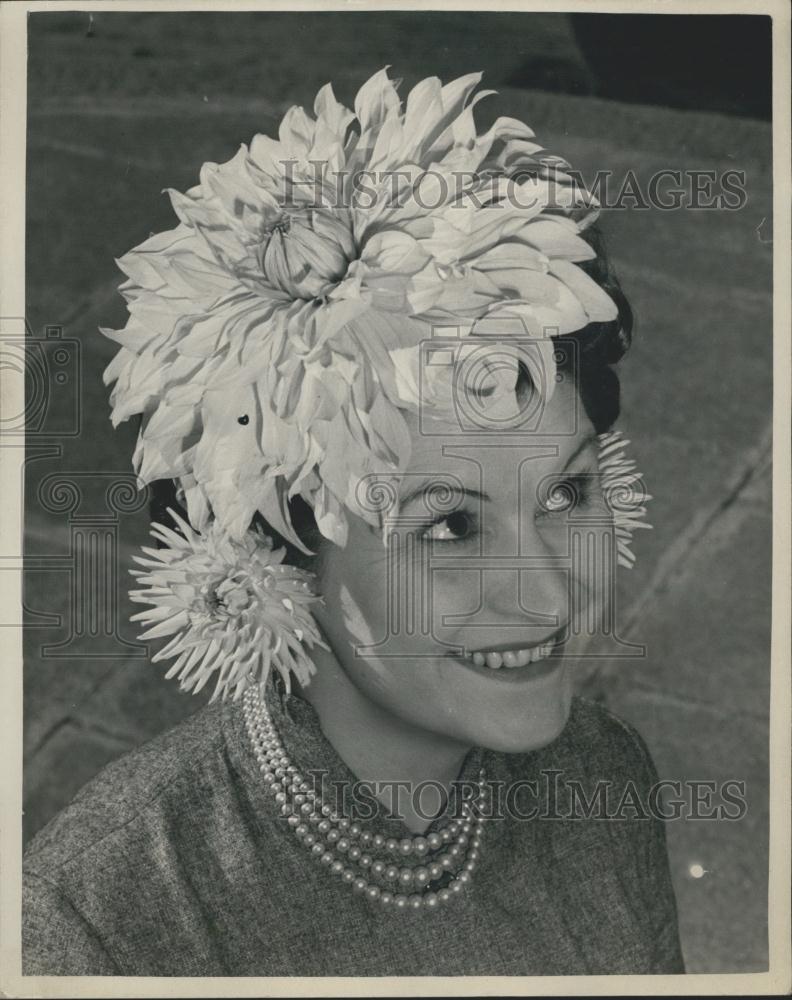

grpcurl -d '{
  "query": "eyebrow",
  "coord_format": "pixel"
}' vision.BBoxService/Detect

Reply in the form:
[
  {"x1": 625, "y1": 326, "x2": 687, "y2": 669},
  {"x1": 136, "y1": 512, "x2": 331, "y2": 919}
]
[
  {"x1": 397, "y1": 483, "x2": 490, "y2": 511},
  {"x1": 396, "y1": 434, "x2": 599, "y2": 513}
]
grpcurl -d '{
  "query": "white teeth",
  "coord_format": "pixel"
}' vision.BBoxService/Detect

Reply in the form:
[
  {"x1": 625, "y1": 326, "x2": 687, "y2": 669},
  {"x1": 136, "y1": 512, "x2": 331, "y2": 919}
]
[{"x1": 470, "y1": 641, "x2": 555, "y2": 669}]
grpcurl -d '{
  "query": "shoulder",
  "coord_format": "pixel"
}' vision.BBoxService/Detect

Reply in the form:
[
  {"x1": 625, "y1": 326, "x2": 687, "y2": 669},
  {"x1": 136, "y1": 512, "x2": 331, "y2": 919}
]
[
  {"x1": 562, "y1": 694, "x2": 659, "y2": 780},
  {"x1": 22, "y1": 699, "x2": 263, "y2": 975},
  {"x1": 24, "y1": 700, "x2": 227, "y2": 879}
]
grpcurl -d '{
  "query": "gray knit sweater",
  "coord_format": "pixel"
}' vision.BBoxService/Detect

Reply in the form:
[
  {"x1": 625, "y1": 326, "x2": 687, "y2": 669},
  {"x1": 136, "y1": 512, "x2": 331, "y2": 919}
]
[{"x1": 23, "y1": 683, "x2": 685, "y2": 976}]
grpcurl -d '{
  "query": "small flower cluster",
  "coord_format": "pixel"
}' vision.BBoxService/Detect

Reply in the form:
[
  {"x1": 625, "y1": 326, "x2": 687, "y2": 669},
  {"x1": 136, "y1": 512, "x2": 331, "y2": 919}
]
[
  {"x1": 597, "y1": 431, "x2": 653, "y2": 568},
  {"x1": 129, "y1": 509, "x2": 326, "y2": 700}
]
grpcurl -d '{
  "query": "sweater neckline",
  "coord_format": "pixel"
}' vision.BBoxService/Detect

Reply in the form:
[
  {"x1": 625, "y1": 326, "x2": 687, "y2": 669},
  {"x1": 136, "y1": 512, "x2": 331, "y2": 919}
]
[{"x1": 224, "y1": 672, "x2": 488, "y2": 840}]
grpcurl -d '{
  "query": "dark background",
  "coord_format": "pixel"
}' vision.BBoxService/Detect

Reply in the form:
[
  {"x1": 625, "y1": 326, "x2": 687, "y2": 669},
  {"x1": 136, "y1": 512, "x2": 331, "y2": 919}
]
[{"x1": 23, "y1": 11, "x2": 773, "y2": 974}]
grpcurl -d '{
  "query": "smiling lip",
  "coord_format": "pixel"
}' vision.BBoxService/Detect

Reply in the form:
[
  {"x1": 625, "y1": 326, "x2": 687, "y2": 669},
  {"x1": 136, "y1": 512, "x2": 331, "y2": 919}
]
[
  {"x1": 444, "y1": 624, "x2": 568, "y2": 678},
  {"x1": 467, "y1": 626, "x2": 567, "y2": 657}
]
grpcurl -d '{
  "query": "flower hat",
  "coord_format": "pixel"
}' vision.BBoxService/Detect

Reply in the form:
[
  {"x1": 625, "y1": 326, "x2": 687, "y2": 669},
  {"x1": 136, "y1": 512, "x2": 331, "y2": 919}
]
[
  {"x1": 106, "y1": 69, "x2": 650, "y2": 700},
  {"x1": 103, "y1": 67, "x2": 619, "y2": 551}
]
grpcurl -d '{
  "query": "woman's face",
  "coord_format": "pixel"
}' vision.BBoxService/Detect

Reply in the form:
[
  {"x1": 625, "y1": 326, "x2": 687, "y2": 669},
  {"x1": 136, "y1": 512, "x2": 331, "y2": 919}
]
[{"x1": 312, "y1": 377, "x2": 613, "y2": 754}]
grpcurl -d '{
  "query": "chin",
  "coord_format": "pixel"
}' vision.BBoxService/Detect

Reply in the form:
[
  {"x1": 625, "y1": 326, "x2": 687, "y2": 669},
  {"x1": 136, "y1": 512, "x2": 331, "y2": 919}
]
[{"x1": 456, "y1": 669, "x2": 575, "y2": 755}]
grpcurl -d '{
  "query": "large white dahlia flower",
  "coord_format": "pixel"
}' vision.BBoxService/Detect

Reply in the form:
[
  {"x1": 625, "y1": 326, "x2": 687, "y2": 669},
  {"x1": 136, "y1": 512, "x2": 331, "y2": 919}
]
[{"x1": 103, "y1": 67, "x2": 618, "y2": 549}]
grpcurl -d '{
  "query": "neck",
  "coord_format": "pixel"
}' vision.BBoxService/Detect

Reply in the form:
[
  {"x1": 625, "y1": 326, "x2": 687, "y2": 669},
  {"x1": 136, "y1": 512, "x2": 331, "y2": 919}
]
[{"x1": 296, "y1": 645, "x2": 470, "y2": 834}]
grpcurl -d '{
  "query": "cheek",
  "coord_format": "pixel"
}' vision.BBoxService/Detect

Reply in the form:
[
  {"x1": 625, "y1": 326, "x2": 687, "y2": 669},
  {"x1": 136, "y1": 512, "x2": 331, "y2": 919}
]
[{"x1": 317, "y1": 544, "x2": 393, "y2": 650}]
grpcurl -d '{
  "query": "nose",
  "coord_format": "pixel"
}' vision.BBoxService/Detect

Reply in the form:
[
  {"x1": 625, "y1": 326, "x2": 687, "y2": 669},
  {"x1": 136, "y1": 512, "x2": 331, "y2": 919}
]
[
  {"x1": 514, "y1": 518, "x2": 572, "y2": 630},
  {"x1": 440, "y1": 518, "x2": 571, "y2": 636}
]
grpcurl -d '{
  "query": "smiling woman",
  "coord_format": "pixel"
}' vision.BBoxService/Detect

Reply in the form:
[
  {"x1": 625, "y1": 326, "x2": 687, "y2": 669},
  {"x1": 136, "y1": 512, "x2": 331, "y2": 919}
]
[{"x1": 22, "y1": 68, "x2": 682, "y2": 976}]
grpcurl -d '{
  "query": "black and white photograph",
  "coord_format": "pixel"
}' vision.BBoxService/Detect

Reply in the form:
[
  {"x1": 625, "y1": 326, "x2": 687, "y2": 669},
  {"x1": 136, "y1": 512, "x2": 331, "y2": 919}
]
[{"x1": 2, "y1": 0, "x2": 790, "y2": 994}]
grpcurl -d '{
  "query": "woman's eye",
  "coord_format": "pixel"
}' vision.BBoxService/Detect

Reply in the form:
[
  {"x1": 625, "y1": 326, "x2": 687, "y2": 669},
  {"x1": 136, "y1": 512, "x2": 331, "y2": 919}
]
[
  {"x1": 421, "y1": 510, "x2": 477, "y2": 543},
  {"x1": 539, "y1": 475, "x2": 590, "y2": 516}
]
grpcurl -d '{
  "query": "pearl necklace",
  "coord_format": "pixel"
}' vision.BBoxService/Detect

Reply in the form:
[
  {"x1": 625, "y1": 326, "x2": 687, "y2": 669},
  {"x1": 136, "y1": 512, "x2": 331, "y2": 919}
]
[{"x1": 242, "y1": 685, "x2": 487, "y2": 910}]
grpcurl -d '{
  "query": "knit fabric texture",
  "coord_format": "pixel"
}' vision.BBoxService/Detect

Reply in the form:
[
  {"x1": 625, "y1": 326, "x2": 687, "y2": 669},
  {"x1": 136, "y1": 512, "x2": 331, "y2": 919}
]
[{"x1": 23, "y1": 681, "x2": 685, "y2": 977}]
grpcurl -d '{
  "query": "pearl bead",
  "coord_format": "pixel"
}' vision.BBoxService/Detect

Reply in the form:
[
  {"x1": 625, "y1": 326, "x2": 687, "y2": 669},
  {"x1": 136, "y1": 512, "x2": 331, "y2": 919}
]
[
  {"x1": 320, "y1": 852, "x2": 333, "y2": 866},
  {"x1": 326, "y1": 830, "x2": 339, "y2": 843},
  {"x1": 394, "y1": 895, "x2": 408, "y2": 909},
  {"x1": 262, "y1": 772, "x2": 276, "y2": 785},
  {"x1": 373, "y1": 834, "x2": 385, "y2": 848},
  {"x1": 438, "y1": 889, "x2": 452, "y2": 904},
  {"x1": 413, "y1": 837, "x2": 428, "y2": 856},
  {"x1": 300, "y1": 803, "x2": 313, "y2": 815},
  {"x1": 295, "y1": 824, "x2": 308, "y2": 837},
  {"x1": 458, "y1": 870, "x2": 471, "y2": 884},
  {"x1": 347, "y1": 846, "x2": 361, "y2": 861},
  {"x1": 398, "y1": 868, "x2": 414, "y2": 886},
  {"x1": 423, "y1": 893, "x2": 439, "y2": 909},
  {"x1": 464, "y1": 859, "x2": 476, "y2": 872},
  {"x1": 338, "y1": 818, "x2": 350, "y2": 830},
  {"x1": 441, "y1": 856, "x2": 454, "y2": 870},
  {"x1": 352, "y1": 878, "x2": 367, "y2": 893},
  {"x1": 359, "y1": 854, "x2": 372, "y2": 869},
  {"x1": 293, "y1": 794, "x2": 306, "y2": 806},
  {"x1": 371, "y1": 861, "x2": 386, "y2": 877},
  {"x1": 470, "y1": 838, "x2": 481, "y2": 851},
  {"x1": 413, "y1": 867, "x2": 430, "y2": 886},
  {"x1": 380, "y1": 891, "x2": 393, "y2": 906},
  {"x1": 450, "y1": 880, "x2": 463, "y2": 894},
  {"x1": 336, "y1": 837, "x2": 350, "y2": 853},
  {"x1": 385, "y1": 865, "x2": 400, "y2": 881},
  {"x1": 366, "y1": 885, "x2": 381, "y2": 901},
  {"x1": 468, "y1": 849, "x2": 479, "y2": 862},
  {"x1": 303, "y1": 833, "x2": 316, "y2": 846},
  {"x1": 342, "y1": 869, "x2": 355, "y2": 884},
  {"x1": 408, "y1": 895, "x2": 423, "y2": 910},
  {"x1": 427, "y1": 833, "x2": 442, "y2": 850},
  {"x1": 386, "y1": 839, "x2": 399, "y2": 852},
  {"x1": 318, "y1": 820, "x2": 330, "y2": 834},
  {"x1": 349, "y1": 824, "x2": 361, "y2": 837},
  {"x1": 330, "y1": 861, "x2": 344, "y2": 875},
  {"x1": 449, "y1": 845, "x2": 461, "y2": 858},
  {"x1": 428, "y1": 862, "x2": 443, "y2": 879},
  {"x1": 311, "y1": 843, "x2": 323, "y2": 856},
  {"x1": 274, "y1": 791, "x2": 287, "y2": 804},
  {"x1": 280, "y1": 804, "x2": 292, "y2": 816},
  {"x1": 308, "y1": 814, "x2": 321, "y2": 826},
  {"x1": 399, "y1": 839, "x2": 413, "y2": 856},
  {"x1": 359, "y1": 832, "x2": 372, "y2": 845},
  {"x1": 287, "y1": 815, "x2": 300, "y2": 827},
  {"x1": 321, "y1": 804, "x2": 332, "y2": 817}
]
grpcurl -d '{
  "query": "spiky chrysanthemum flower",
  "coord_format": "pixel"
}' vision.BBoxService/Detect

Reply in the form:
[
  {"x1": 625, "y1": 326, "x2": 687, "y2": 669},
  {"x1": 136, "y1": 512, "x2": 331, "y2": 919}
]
[
  {"x1": 103, "y1": 67, "x2": 618, "y2": 551},
  {"x1": 129, "y1": 509, "x2": 326, "y2": 700},
  {"x1": 597, "y1": 431, "x2": 653, "y2": 568}
]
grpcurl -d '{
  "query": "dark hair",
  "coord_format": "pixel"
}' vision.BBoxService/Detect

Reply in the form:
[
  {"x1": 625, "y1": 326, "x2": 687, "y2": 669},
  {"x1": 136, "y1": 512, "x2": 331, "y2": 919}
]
[
  {"x1": 149, "y1": 224, "x2": 633, "y2": 570},
  {"x1": 559, "y1": 222, "x2": 634, "y2": 434}
]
